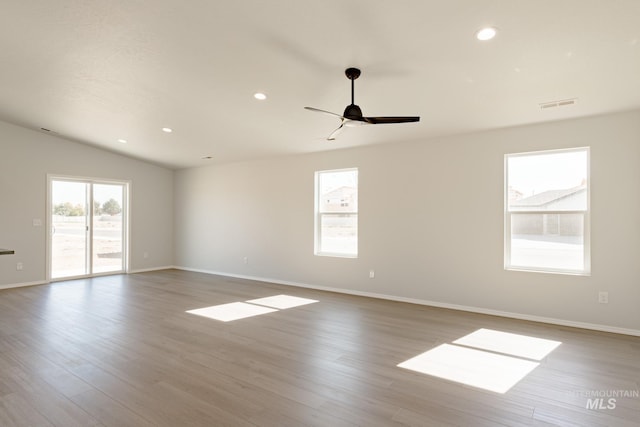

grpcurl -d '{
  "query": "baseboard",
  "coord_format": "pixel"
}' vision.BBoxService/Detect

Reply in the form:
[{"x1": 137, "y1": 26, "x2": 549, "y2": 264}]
[
  {"x1": 0, "y1": 280, "x2": 48, "y2": 290},
  {"x1": 0, "y1": 267, "x2": 175, "y2": 289},
  {"x1": 174, "y1": 266, "x2": 640, "y2": 337},
  {"x1": 128, "y1": 266, "x2": 176, "y2": 274}
]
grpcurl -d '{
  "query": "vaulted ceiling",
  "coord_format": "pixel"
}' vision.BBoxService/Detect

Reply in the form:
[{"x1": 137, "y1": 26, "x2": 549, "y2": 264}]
[{"x1": 2, "y1": 1, "x2": 639, "y2": 169}]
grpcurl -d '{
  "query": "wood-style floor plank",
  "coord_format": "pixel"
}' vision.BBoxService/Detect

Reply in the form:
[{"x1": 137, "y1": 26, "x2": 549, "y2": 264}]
[{"x1": 0, "y1": 269, "x2": 638, "y2": 426}]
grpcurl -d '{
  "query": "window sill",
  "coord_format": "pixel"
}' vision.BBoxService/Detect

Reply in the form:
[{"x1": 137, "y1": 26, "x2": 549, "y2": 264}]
[
  {"x1": 315, "y1": 252, "x2": 358, "y2": 259},
  {"x1": 505, "y1": 266, "x2": 590, "y2": 276}
]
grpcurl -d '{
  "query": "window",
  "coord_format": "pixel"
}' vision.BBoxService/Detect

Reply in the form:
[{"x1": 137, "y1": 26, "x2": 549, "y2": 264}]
[
  {"x1": 315, "y1": 168, "x2": 358, "y2": 257},
  {"x1": 505, "y1": 148, "x2": 589, "y2": 274}
]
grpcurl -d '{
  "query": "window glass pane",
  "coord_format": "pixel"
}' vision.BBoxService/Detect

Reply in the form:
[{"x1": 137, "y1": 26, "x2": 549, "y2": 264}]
[
  {"x1": 508, "y1": 150, "x2": 587, "y2": 211},
  {"x1": 93, "y1": 184, "x2": 124, "y2": 274},
  {"x1": 510, "y1": 213, "x2": 584, "y2": 271},
  {"x1": 316, "y1": 168, "x2": 358, "y2": 257},
  {"x1": 319, "y1": 214, "x2": 357, "y2": 255},
  {"x1": 51, "y1": 180, "x2": 89, "y2": 278},
  {"x1": 319, "y1": 170, "x2": 358, "y2": 213}
]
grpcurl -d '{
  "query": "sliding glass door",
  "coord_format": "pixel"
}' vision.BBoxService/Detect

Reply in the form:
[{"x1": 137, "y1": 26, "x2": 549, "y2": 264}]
[
  {"x1": 50, "y1": 180, "x2": 90, "y2": 278},
  {"x1": 50, "y1": 177, "x2": 128, "y2": 280}
]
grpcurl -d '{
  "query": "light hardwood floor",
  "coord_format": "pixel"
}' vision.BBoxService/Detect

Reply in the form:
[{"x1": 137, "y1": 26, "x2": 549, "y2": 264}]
[{"x1": 0, "y1": 269, "x2": 638, "y2": 426}]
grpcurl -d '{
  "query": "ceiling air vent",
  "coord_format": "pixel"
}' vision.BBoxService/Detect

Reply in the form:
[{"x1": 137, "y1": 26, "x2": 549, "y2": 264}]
[
  {"x1": 39, "y1": 127, "x2": 59, "y2": 134},
  {"x1": 539, "y1": 98, "x2": 577, "y2": 110}
]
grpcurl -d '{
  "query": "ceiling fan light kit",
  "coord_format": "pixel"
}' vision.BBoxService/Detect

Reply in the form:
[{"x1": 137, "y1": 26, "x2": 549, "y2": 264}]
[{"x1": 305, "y1": 67, "x2": 420, "y2": 140}]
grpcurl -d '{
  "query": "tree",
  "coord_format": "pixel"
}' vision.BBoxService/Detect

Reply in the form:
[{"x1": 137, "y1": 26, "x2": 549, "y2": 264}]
[
  {"x1": 101, "y1": 198, "x2": 122, "y2": 216},
  {"x1": 53, "y1": 202, "x2": 70, "y2": 216},
  {"x1": 94, "y1": 200, "x2": 102, "y2": 215},
  {"x1": 69, "y1": 204, "x2": 85, "y2": 216},
  {"x1": 53, "y1": 202, "x2": 84, "y2": 216}
]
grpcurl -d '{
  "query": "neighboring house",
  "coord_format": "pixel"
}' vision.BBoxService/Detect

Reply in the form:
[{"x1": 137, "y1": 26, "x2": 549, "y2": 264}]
[
  {"x1": 510, "y1": 185, "x2": 586, "y2": 237},
  {"x1": 507, "y1": 186, "x2": 523, "y2": 204},
  {"x1": 321, "y1": 186, "x2": 357, "y2": 212}
]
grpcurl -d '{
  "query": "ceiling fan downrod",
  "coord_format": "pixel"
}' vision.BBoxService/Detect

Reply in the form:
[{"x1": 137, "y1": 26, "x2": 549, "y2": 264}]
[{"x1": 345, "y1": 67, "x2": 361, "y2": 105}]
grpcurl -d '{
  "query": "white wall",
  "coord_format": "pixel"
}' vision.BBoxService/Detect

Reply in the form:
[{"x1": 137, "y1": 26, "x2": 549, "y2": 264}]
[
  {"x1": 175, "y1": 110, "x2": 640, "y2": 332},
  {"x1": 0, "y1": 120, "x2": 174, "y2": 286}
]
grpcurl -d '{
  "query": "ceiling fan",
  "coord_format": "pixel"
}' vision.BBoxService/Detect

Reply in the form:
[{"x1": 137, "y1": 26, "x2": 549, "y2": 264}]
[{"x1": 305, "y1": 67, "x2": 420, "y2": 140}]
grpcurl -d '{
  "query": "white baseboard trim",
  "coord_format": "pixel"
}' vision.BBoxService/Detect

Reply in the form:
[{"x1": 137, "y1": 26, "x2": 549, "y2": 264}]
[
  {"x1": 128, "y1": 266, "x2": 176, "y2": 274},
  {"x1": 0, "y1": 280, "x2": 48, "y2": 290},
  {"x1": 174, "y1": 266, "x2": 640, "y2": 337},
  {"x1": 0, "y1": 267, "x2": 175, "y2": 289}
]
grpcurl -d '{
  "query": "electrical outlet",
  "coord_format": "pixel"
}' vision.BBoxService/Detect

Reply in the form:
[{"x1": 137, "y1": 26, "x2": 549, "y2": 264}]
[
  {"x1": 598, "y1": 291, "x2": 609, "y2": 304},
  {"x1": 32, "y1": 219, "x2": 42, "y2": 227},
  {"x1": 369, "y1": 270, "x2": 375, "y2": 279},
  {"x1": 16, "y1": 262, "x2": 23, "y2": 271},
  {"x1": 143, "y1": 252, "x2": 149, "y2": 259},
  {"x1": 244, "y1": 257, "x2": 248, "y2": 265}
]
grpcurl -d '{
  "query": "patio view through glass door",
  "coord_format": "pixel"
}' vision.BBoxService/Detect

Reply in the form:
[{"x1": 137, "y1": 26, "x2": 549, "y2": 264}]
[{"x1": 50, "y1": 178, "x2": 128, "y2": 279}]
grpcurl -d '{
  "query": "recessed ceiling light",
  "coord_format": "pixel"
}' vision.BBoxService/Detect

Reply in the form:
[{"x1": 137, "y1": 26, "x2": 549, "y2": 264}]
[
  {"x1": 162, "y1": 127, "x2": 173, "y2": 133},
  {"x1": 254, "y1": 92, "x2": 267, "y2": 100},
  {"x1": 118, "y1": 139, "x2": 127, "y2": 144},
  {"x1": 476, "y1": 27, "x2": 497, "y2": 41}
]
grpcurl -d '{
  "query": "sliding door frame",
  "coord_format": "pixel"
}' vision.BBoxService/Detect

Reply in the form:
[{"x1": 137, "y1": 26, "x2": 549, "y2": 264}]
[{"x1": 47, "y1": 174, "x2": 131, "y2": 282}]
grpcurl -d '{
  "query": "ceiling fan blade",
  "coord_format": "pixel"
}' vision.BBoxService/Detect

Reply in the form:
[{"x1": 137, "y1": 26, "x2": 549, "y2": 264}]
[
  {"x1": 304, "y1": 106, "x2": 343, "y2": 119},
  {"x1": 363, "y1": 116, "x2": 420, "y2": 124},
  {"x1": 327, "y1": 121, "x2": 345, "y2": 140}
]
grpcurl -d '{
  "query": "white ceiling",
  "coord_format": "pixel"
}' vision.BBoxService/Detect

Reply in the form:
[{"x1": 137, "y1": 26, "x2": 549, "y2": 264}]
[{"x1": 2, "y1": 1, "x2": 640, "y2": 169}]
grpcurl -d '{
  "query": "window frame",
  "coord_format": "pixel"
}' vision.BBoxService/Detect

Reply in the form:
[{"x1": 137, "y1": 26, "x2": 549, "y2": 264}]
[
  {"x1": 314, "y1": 167, "x2": 358, "y2": 258},
  {"x1": 504, "y1": 147, "x2": 590, "y2": 275}
]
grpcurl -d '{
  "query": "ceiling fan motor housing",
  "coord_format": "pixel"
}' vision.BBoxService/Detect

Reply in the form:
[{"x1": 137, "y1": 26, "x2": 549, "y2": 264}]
[{"x1": 343, "y1": 104, "x2": 363, "y2": 120}]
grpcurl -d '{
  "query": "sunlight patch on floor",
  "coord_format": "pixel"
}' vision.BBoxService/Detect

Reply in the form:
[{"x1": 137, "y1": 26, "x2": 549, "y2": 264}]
[
  {"x1": 246, "y1": 294, "x2": 318, "y2": 309},
  {"x1": 398, "y1": 329, "x2": 562, "y2": 393},
  {"x1": 398, "y1": 343, "x2": 540, "y2": 394},
  {"x1": 186, "y1": 295, "x2": 318, "y2": 322},
  {"x1": 453, "y1": 328, "x2": 562, "y2": 360},
  {"x1": 186, "y1": 302, "x2": 277, "y2": 322}
]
